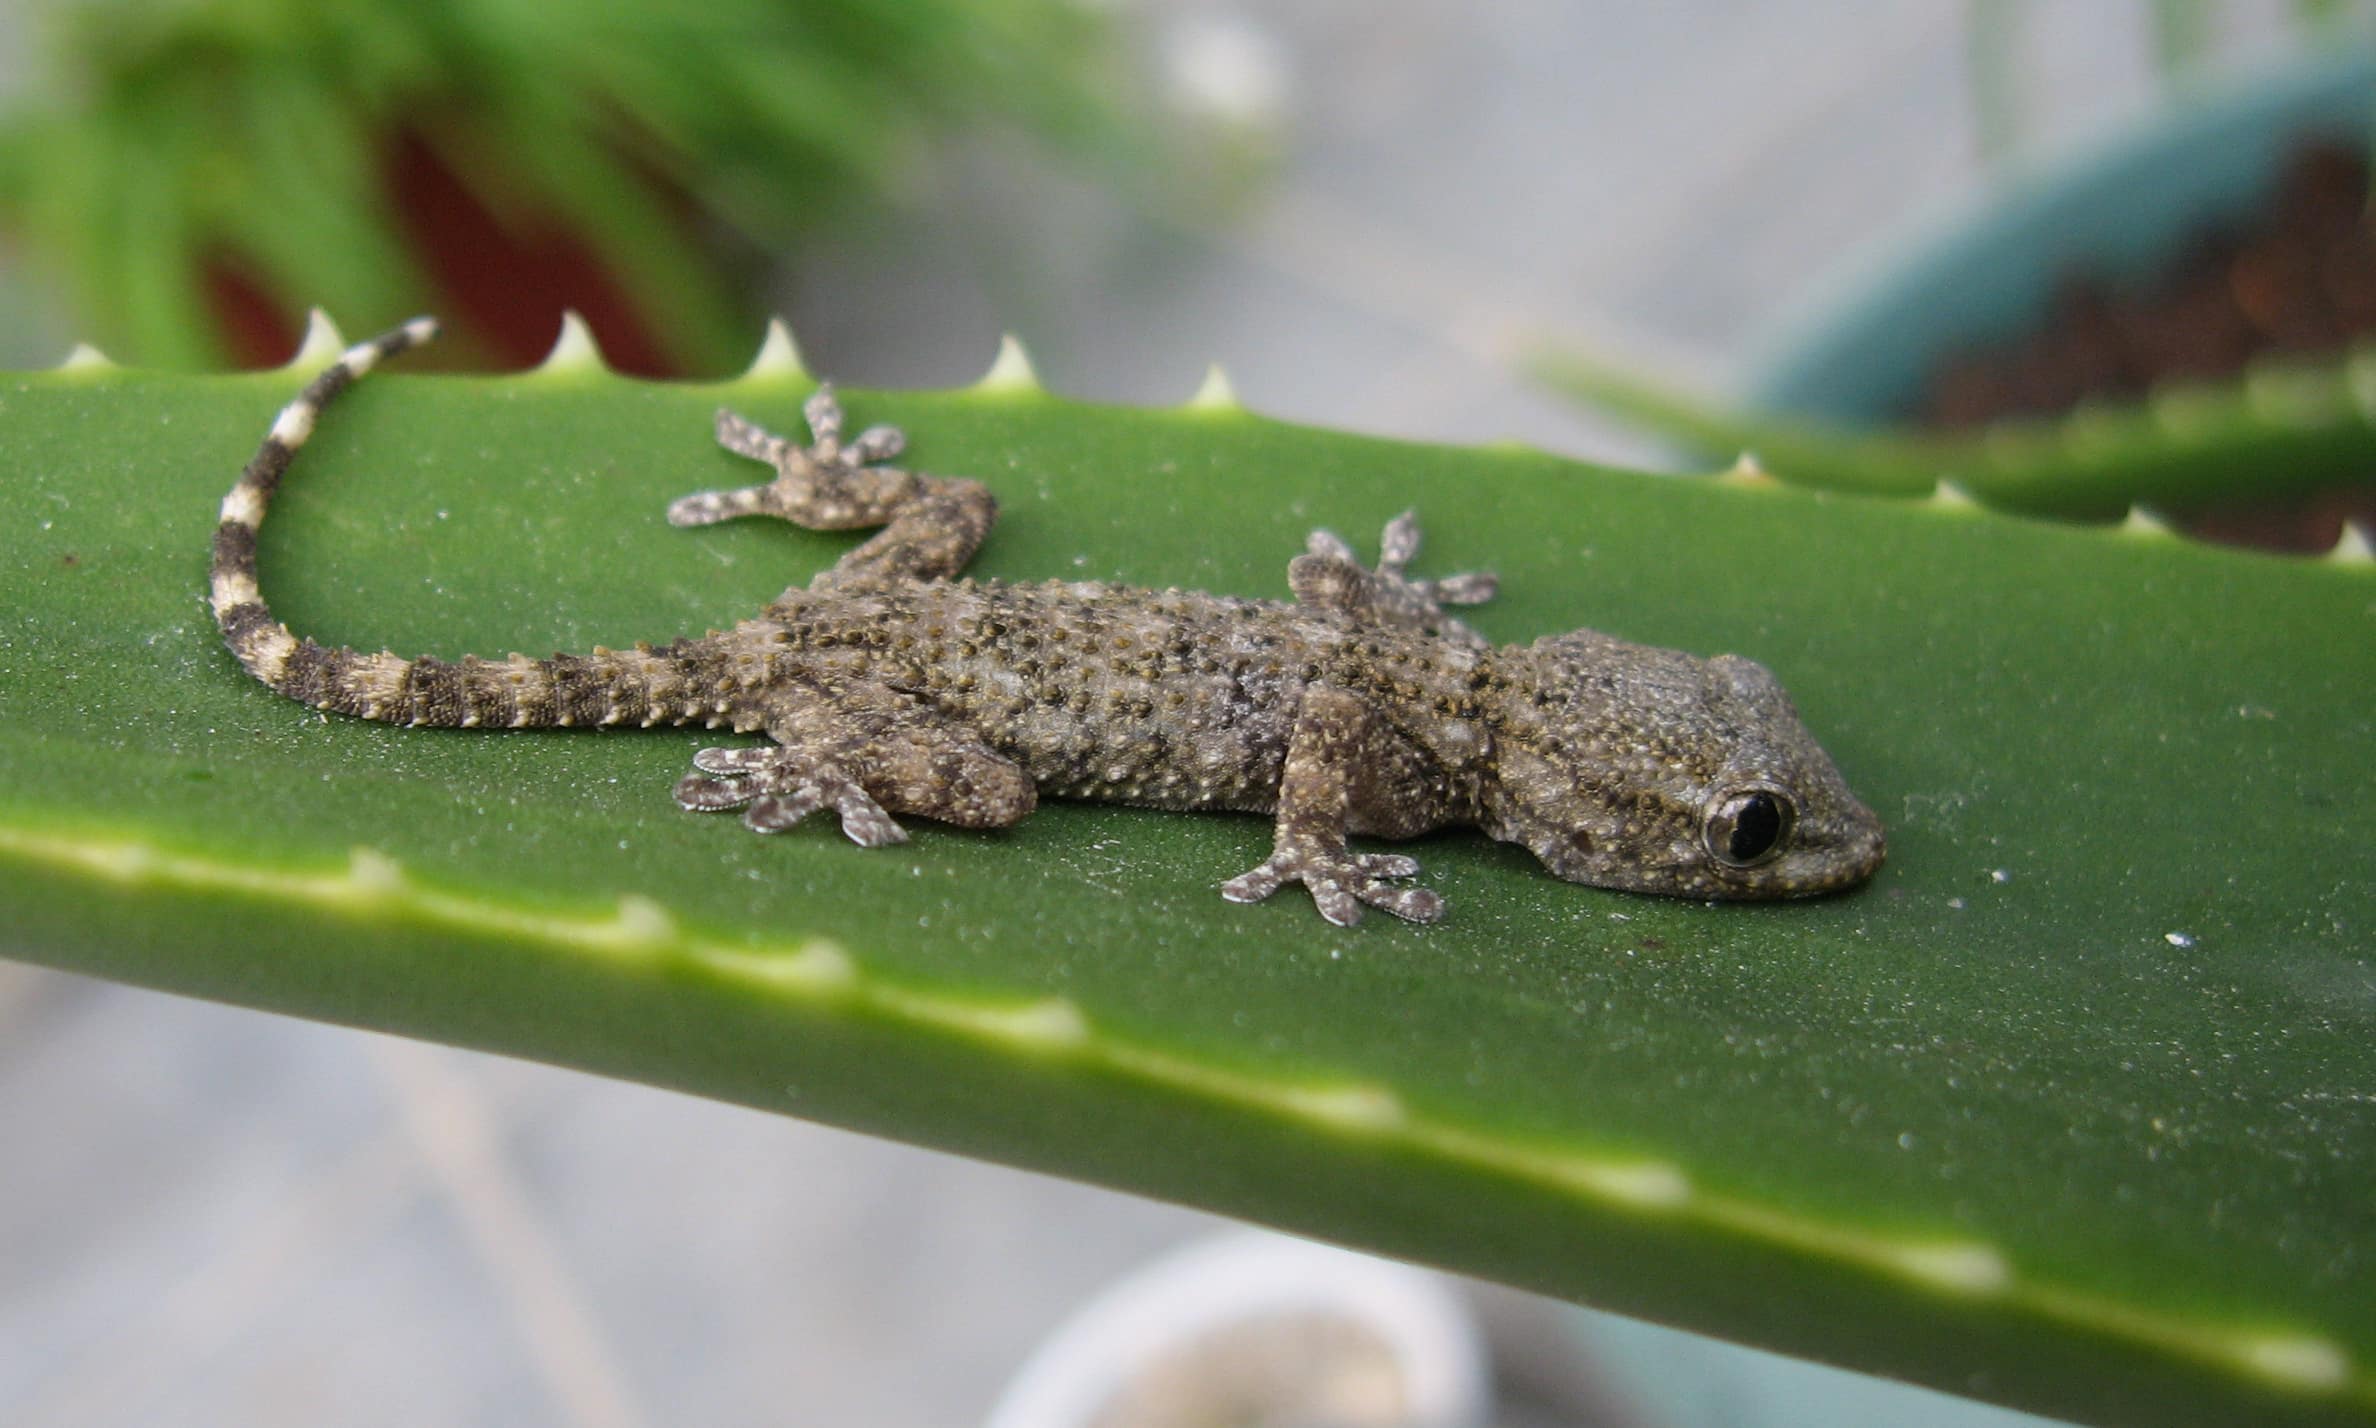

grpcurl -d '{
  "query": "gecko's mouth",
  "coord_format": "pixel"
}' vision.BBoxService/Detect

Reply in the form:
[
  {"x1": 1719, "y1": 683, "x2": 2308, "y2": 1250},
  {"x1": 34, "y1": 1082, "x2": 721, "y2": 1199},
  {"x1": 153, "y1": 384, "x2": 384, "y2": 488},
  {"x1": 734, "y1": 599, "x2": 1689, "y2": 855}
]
[{"x1": 1748, "y1": 801, "x2": 1886, "y2": 898}]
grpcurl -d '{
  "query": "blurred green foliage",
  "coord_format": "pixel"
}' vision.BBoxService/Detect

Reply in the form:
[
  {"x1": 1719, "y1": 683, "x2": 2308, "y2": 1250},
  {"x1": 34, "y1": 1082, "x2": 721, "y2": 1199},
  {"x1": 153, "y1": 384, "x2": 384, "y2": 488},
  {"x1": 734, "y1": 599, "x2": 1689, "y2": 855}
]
[{"x1": 0, "y1": 0, "x2": 1135, "y2": 370}]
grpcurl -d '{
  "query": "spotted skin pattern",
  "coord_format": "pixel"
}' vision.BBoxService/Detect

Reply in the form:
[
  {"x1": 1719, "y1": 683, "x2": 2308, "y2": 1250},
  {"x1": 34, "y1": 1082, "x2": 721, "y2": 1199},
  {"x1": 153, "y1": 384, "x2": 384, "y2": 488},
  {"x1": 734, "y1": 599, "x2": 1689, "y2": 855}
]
[{"x1": 212, "y1": 320, "x2": 1885, "y2": 925}]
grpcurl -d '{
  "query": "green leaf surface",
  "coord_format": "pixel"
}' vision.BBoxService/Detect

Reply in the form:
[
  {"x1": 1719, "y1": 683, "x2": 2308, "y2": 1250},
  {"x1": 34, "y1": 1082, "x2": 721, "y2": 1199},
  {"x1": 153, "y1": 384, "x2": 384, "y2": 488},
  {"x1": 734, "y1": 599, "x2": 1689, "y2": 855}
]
[
  {"x1": 2, "y1": 339, "x2": 2371, "y2": 1428},
  {"x1": 1530, "y1": 342, "x2": 2376, "y2": 525}
]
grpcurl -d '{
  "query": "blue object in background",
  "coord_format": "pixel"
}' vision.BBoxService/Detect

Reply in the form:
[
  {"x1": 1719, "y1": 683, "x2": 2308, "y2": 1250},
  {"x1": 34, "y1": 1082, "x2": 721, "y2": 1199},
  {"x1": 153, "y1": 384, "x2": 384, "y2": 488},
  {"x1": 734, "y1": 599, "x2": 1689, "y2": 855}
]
[
  {"x1": 1744, "y1": 46, "x2": 2376, "y2": 426},
  {"x1": 1569, "y1": 1305, "x2": 2074, "y2": 1428}
]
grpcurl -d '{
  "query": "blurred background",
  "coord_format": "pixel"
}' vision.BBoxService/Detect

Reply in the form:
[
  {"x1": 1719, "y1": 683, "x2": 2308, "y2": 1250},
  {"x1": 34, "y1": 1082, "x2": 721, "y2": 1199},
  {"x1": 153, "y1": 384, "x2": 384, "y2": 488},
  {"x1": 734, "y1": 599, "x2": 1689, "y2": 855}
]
[{"x1": 0, "y1": 2, "x2": 2367, "y2": 1425}]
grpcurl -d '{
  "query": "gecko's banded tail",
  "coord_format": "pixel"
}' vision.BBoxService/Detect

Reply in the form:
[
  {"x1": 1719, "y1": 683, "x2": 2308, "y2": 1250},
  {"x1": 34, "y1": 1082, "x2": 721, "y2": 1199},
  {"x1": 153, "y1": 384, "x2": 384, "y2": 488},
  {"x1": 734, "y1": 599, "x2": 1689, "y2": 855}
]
[{"x1": 211, "y1": 317, "x2": 730, "y2": 732}]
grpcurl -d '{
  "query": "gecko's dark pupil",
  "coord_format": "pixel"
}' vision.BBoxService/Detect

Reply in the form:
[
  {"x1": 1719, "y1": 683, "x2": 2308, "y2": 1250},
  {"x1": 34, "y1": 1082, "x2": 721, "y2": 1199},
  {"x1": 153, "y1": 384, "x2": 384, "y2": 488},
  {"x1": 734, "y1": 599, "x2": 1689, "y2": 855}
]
[
  {"x1": 1706, "y1": 789, "x2": 1791, "y2": 869},
  {"x1": 1727, "y1": 793, "x2": 1783, "y2": 863}
]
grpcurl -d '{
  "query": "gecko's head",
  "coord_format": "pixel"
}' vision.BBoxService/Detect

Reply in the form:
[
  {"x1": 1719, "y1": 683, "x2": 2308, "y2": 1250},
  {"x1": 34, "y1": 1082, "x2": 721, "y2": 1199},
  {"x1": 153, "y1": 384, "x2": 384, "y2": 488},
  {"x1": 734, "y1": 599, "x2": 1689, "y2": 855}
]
[{"x1": 1481, "y1": 637, "x2": 1885, "y2": 900}]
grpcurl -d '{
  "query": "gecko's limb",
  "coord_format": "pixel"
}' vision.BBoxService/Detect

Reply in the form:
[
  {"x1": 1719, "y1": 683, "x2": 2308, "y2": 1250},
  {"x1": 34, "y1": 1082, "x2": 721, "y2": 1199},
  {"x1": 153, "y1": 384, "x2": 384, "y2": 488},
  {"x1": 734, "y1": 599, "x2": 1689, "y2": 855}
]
[
  {"x1": 672, "y1": 384, "x2": 996, "y2": 588},
  {"x1": 675, "y1": 744, "x2": 908, "y2": 846},
  {"x1": 1289, "y1": 510, "x2": 1496, "y2": 648},
  {"x1": 1220, "y1": 687, "x2": 1446, "y2": 926},
  {"x1": 674, "y1": 679, "x2": 1036, "y2": 844}
]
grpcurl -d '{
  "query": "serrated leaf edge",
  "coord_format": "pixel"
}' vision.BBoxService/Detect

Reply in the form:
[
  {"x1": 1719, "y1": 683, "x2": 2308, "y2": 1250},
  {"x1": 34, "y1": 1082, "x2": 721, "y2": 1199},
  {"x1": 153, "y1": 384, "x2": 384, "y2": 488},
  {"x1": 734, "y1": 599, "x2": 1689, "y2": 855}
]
[
  {"x1": 282, "y1": 310, "x2": 349, "y2": 371},
  {"x1": 974, "y1": 333, "x2": 1042, "y2": 395},
  {"x1": 1184, "y1": 362, "x2": 1242, "y2": 413},
  {"x1": 533, "y1": 311, "x2": 606, "y2": 376},
  {"x1": 0, "y1": 818, "x2": 2362, "y2": 1406},
  {"x1": 2330, "y1": 521, "x2": 2375, "y2": 566},
  {"x1": 53, "y1": 342, "x2": 117, "y2": 374},
  {"x1": 1717, "y1": 452, "x2": 1777, "y2": 488},
  {"x1": 742, "y1": 317, "x2": 809, "y2": 382},
  {"x1": 1532, "y1": 340, "x2": 2376, "y2": 552},
  {"x1": 22, "y1": 321, "x2": 2365, "y2": 587}
]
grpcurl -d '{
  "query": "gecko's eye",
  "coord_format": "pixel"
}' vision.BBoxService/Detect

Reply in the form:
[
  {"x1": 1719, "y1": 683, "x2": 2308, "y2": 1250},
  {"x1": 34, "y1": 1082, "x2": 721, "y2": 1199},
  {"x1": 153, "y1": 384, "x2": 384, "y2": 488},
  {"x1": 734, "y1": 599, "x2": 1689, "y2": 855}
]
[{"x1": 1705, "y1": 789, "x2": 1792, "y2": 869}]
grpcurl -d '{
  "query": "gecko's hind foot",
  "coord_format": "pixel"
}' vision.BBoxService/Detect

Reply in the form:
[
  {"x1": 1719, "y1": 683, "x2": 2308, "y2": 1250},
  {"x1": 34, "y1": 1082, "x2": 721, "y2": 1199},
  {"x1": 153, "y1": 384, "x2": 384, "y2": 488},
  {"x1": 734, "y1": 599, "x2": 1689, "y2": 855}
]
[
  {"x1": 1307, "y1": 511, "x2": 1497, "y2": 608},
  {"x1": 1221, "y1": 845, "x2": 1444, "y2": 927},
  {"x1": 1291, "y1": 511, "x2": 1495, "y2": 647},
  {"x1": 669, "y1": 382, "x2": 908, "y2": 527},
  {"x1": 673, "y1": 745, "x2": 908, "y2": 847}
]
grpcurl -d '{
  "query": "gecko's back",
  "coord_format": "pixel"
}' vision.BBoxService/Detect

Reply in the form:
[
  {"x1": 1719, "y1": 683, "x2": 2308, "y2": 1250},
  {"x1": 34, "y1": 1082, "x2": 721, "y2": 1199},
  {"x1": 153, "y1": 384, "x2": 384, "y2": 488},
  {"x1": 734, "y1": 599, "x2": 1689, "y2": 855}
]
[{"x1": 758, "y1": 574, "x2": 1477, "y2": 814}]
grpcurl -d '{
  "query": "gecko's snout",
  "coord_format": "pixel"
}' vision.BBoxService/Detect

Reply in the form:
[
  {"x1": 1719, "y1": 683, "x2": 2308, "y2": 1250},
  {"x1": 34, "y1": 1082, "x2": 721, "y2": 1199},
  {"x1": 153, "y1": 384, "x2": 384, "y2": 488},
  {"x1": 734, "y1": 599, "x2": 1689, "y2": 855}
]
[
  {"x1": 1850, "y1": 807, "x2": 1887, "y2": 877},
  {"x1": 1769, "y1": 790, "x2": 1886, "y2": 897},
  {"x1": 1826, "y1": 800, "x2": 1888, "y2": 890}
]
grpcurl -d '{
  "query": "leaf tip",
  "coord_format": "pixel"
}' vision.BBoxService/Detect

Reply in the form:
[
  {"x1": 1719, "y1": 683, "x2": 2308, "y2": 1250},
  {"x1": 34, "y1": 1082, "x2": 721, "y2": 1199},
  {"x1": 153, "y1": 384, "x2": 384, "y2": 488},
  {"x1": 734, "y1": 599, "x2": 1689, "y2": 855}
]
[
  {"x1": 535, "y1": 310, "x2": 608, "y2": 376},
  {"x1": 2327, "y1": 521, "x2": 2374, "y2": 567},
  {"x1": 994, "y1": 997, "x2": 1093, "y2": 1052},
  {"x1": 782, "y1": 941, "x2": 858, "y2": 992},
  {"x1": 55, "y1": 341, "x2": 117, "y2": 375},
  {"x1": 344, "y1": 846, "x2": 407, "y2": 899},
  {"x1": 284, "y1": 310, "x2": 348, "y2": 371},
  {"x1": 1558, "y1": 1158, "x2": 1693, "y2": 1209},
  {"x1": 744, "y1": 316, "x2": 809, "y2": 382},
  {"x1": 1927, "y1": 479, "x2": 1984, "y2": 513},
  {"x1": 1717, "y1": 451, "x2": 1775, "y2": 487},
  {"x1": 2235, "y1": 1333, "x2": 2352, "y2": 1393},
  {"x1": 607, "y1": 894, "x2": 676, "y2": 949},
  {"x1": 1888, "y1": 1240, "x2": 2012, "y2": 1296},
  {"x1": 1183, "y1": 362, "x2": 1242, "y2": 413},
  {"x1": 1276, "y1": 1081, "x2": 1406, "y2": 1134},
  {"x1": 921, "y1": 994, "x2": 1093, "y2": 1054},
  {"x1": 975, "y1": 333, "x2": 1043, "y2": 395},
  {"x1": 704, "y1": 939, "x2": 859, "y2": 995}
]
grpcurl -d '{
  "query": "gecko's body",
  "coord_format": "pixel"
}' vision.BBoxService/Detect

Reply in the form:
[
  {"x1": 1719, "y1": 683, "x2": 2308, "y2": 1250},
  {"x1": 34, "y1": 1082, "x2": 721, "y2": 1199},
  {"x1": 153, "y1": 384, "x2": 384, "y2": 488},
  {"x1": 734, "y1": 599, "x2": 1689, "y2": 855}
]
[{"x1": 211, "y1": 320, "x2": 1884, "y2": 924}]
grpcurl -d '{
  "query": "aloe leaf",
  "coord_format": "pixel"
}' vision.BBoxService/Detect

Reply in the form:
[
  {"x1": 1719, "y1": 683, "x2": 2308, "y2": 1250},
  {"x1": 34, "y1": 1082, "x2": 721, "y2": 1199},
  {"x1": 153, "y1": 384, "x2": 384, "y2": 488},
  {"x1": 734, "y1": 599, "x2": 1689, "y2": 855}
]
[
  {"x1": 1530, "y1": 343, "x2": 2376, "y2": 522},
  {"x1": 2, "y1": 331, "x2": 2371, "y2": 1428}
]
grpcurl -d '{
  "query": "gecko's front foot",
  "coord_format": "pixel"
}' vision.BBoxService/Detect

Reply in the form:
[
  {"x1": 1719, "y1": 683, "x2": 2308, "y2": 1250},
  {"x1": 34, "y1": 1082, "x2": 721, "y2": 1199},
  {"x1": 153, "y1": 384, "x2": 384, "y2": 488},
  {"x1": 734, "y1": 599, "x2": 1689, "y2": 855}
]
[
  {"x1": 673, "y1": 745, "x2": 907, "y2": 847},
  {"x1": 1221, "y1": 843, "x2": 1445, "y2": 927},
  {"x1": 1321, "y1": 510, "x2": 1497, "y2": 607},
  {"x1": 669, "y1": 383, "x2": 908, "y2": 527},
  {"x1": 1292, "y1": 511, "x2": 1496, "y2": 645}
]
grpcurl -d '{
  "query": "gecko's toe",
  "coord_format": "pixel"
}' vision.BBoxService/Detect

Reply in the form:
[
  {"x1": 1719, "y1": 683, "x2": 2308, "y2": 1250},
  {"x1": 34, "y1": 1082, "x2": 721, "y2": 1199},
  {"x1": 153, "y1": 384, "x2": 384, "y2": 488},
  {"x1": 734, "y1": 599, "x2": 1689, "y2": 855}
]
[
  {"x1": 667, "y1": 490, "x2": 745, "y2": 527},
  {"x1": 675, "y1": 772, "x2": 754, "y2": 811},
  {"x1": 845, "y1": 424, "x2": 905, "y2": 464},
  {"x1": 1220, "y1": 863, "x2": 1286, "y2": 904},
  {"x1": 1427, "y1": 571, "x2": 1498, "y2": 606},
  {"x1": 1304, "y1": 528, "x2": 1357, "y2": 562},
  {"x1": 1216, "y1": 855, "x2": 1292, "y2": 902},
  {"x1": 1308, "y1": 879, "x2": 1365, "y2": 927},
  {"x1": 692, "y1": 745, "x2": 775, "y2": 774},
  {"x1": 835, "y1": 796, "x2": 909, "y2": 848},
  {"x1": 682, "y1": 745, "x2": 909, "y2": 847},
  {"x1": 743, "y1": 788, "x2": 826, "y2": 833},
  {"x1": 1362, "y1": 882, "x2": 1444, "y2": 923},
  {"x1": 1377, "y1": 510, "x2": 1421, "y2": 573},
  {"x1": 1223, "y1": 847, "x2": 1437, "y2": 926}
]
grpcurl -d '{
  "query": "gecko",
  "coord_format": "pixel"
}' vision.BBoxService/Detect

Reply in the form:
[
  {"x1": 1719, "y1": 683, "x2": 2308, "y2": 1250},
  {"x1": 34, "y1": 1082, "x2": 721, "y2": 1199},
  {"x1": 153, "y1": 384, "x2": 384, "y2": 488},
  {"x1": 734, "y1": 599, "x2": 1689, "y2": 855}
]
[{"x1": 210, "y1": 318, "x2": 1885, "y2": 926}]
